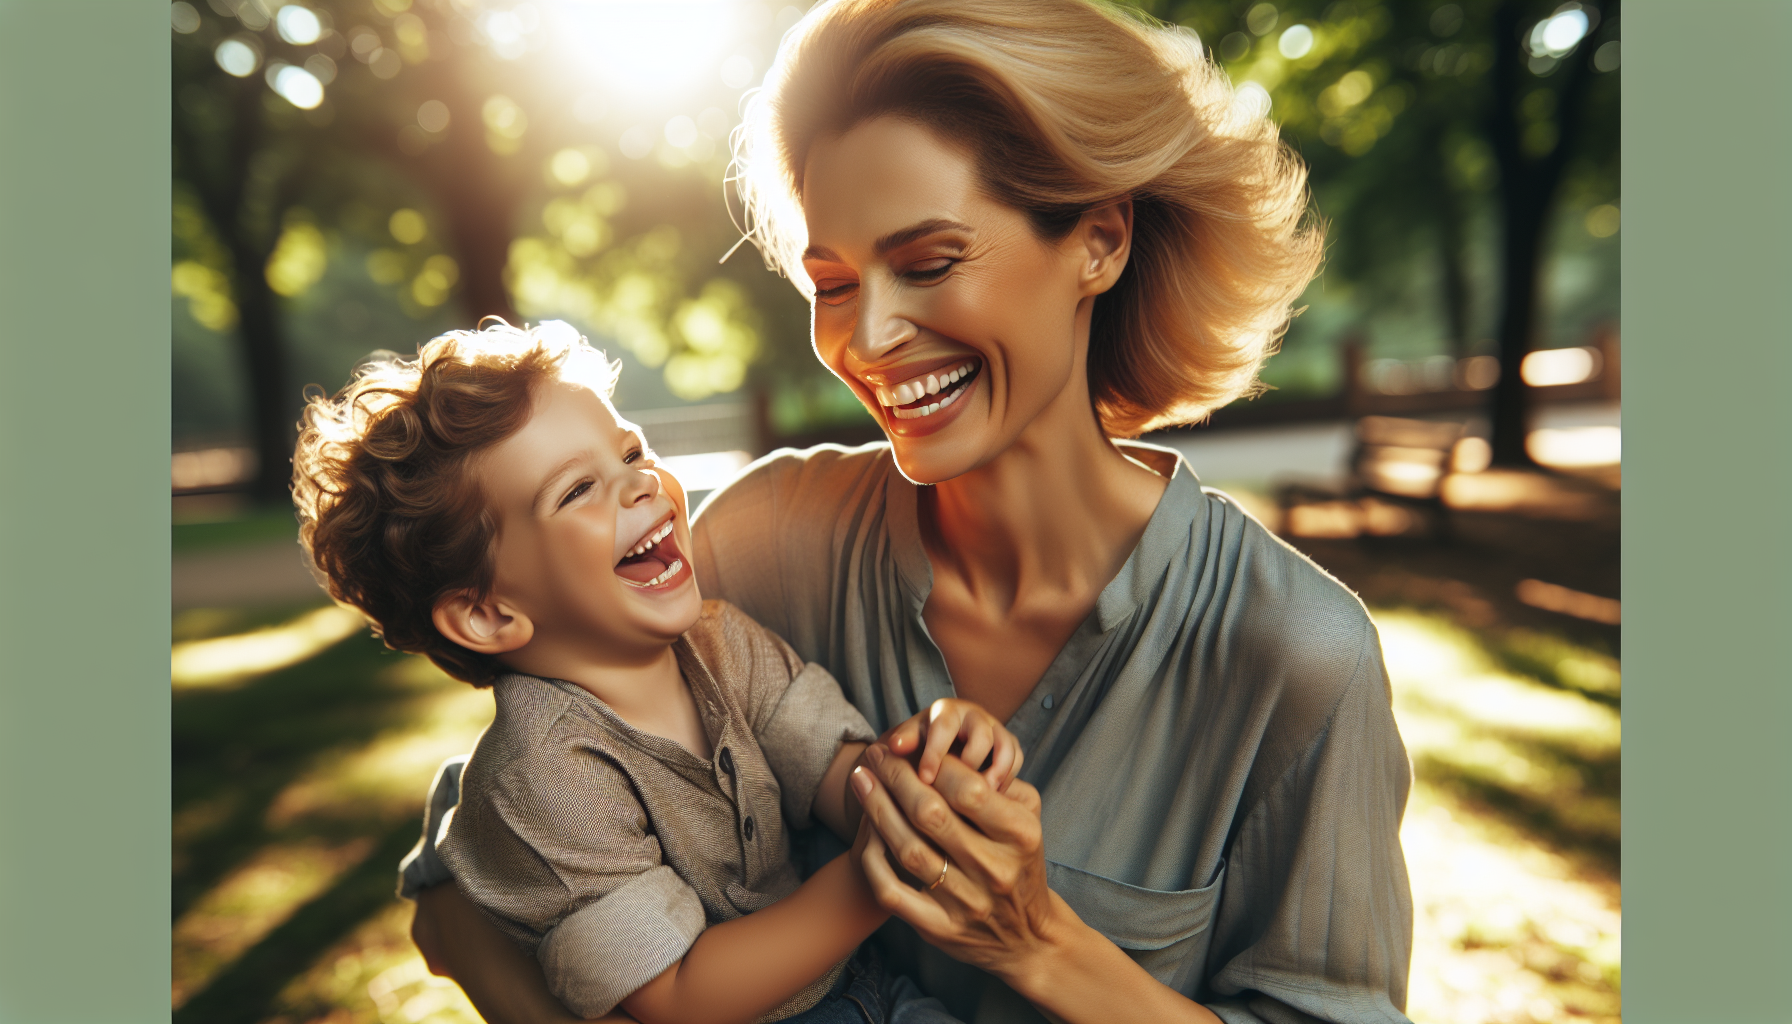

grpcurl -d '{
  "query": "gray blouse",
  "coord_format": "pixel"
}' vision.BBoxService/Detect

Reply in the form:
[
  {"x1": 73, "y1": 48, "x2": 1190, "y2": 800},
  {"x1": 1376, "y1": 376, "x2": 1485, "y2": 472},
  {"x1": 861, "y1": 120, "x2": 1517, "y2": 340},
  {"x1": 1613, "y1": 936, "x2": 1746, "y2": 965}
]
[
  {"x1": 407, "y1": 440, "x2": 1413, "y2": 1024},
  {"x1": 685, "y1": 442, "x2": 1412, "y2": 1024}
]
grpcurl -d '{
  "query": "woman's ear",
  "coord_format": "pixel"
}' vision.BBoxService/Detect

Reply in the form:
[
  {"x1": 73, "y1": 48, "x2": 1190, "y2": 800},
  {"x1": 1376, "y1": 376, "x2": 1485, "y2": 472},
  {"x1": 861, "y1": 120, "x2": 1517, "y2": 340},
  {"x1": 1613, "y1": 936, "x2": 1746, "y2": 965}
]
[
  {"x1": 432, "y1": 591, "x2": 533, "y2": 656},
  {"x1": 1076, "y1": 198, "x2": 1133, "y2": 296}
]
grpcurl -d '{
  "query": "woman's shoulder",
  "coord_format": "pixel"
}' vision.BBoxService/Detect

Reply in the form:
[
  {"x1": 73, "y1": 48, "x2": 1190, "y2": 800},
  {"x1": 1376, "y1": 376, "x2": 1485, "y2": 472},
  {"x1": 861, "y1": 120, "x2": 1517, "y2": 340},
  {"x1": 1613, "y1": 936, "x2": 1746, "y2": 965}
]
[
  {"x1": 696, "y1": 441, "x2": 894, "y2": 524},
  {"x1": 690, "y1": 441, "x2": 894, "y2": 568},
  {"x1": 1187, "y1": 485, "x2": 1385, "y2": 713},
  {"x1": 688, "y1": 442, "x2": 895, "y2": 634}
]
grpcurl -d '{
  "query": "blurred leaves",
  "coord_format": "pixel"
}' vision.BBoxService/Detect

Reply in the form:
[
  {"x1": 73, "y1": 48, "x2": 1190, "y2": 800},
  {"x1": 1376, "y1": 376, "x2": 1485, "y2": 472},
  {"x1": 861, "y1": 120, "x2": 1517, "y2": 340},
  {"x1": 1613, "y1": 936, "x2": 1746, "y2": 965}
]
[
  {"x1": 174, "y1": 0, "x2": 821, "y2": 454},
  {"x1": 265, "y1": 211, "x2": 329, "y2": 297}
]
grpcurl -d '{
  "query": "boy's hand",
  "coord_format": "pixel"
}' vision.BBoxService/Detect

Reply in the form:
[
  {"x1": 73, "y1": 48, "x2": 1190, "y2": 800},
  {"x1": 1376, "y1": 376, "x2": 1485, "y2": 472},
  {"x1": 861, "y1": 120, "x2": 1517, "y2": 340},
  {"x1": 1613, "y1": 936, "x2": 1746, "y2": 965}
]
[{"x1": 881, "y1": 698, "x2": 1024, "y2": 791}]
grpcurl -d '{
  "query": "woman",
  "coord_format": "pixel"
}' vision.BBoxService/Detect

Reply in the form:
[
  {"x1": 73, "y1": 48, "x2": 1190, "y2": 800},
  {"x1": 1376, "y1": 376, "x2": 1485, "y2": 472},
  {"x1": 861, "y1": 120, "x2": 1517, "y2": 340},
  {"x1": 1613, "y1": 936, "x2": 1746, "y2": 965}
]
[{"x1": 410, "y1": 1, "x2": 1412, "y2": 1022}]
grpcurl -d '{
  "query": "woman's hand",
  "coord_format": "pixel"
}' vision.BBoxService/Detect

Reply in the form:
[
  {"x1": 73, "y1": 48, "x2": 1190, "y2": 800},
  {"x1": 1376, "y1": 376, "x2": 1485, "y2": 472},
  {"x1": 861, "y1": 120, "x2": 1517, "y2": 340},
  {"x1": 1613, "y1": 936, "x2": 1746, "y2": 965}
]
[
  {"x1": 850, "y1": 744, "x2": 1060, "y2": 979},
  {"x1": 850, "y1": 746, "x2": 1223, "y2": 1024},
  {"x1": 878, "y1": 697, "x2": 1026, "y2": 790}
]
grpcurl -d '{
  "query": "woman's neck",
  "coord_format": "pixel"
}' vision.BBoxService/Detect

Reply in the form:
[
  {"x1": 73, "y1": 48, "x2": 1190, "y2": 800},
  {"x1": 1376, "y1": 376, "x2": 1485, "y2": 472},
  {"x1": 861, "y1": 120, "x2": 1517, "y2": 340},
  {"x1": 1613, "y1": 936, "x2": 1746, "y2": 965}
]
[{"x1": 920, "y1": 381, "x2": 1168, "y2": 616}]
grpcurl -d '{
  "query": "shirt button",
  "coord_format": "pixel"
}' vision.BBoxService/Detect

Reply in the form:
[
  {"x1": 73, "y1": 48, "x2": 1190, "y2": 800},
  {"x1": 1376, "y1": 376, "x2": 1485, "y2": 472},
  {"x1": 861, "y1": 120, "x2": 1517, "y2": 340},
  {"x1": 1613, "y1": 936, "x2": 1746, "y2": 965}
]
[
  {"x1": 718, "y1": 747, "x2": 734, "y2": 775},
  {"x1": 1042, "y1": 694, "x2": 1054, "y2": 710},
  {"x1": 743, "y1": 816, "x2": 756, "y2": 841}
]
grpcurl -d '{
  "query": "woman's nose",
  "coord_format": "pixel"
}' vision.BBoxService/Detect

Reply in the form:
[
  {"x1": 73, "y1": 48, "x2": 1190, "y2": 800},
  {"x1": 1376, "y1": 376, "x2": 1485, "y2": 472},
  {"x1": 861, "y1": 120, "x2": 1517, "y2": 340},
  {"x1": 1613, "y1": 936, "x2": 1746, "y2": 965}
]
[{"x1": 847, "y1": 281, "x2": 918, "y2": 362}]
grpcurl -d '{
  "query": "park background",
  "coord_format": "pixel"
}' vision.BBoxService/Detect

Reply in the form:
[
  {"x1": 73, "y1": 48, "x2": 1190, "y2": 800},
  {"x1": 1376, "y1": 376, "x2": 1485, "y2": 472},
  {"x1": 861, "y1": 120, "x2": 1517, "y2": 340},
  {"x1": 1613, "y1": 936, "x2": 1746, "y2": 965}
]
[{"x1": 167, "y1": 1, "x2": 1622, "y2": 1022}]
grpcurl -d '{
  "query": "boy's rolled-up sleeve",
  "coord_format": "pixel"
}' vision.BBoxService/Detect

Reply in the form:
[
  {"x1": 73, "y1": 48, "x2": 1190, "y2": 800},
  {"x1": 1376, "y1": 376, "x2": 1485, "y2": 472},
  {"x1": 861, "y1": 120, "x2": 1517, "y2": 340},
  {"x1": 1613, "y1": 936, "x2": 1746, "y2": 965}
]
[
  {"x1": 755, "y1": 660, "x2": 875, "y2": 829},
  {"x1": 438, "y1": 751, "x2": 707, "y2": 1019},
  {"x1": 539, "y1": 864, "x2": 706, "y2": 1018}
]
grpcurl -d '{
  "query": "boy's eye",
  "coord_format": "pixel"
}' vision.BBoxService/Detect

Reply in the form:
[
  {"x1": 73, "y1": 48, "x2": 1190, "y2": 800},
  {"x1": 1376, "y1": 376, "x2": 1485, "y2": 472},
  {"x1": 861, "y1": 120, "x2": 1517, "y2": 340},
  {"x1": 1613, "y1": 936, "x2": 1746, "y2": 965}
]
[
  {"x1": 558, "y1": 481, "x2": 591, "y2": 509},
  {"x1": 623, "y1": 448, "x2": 641, "y2": 465}
]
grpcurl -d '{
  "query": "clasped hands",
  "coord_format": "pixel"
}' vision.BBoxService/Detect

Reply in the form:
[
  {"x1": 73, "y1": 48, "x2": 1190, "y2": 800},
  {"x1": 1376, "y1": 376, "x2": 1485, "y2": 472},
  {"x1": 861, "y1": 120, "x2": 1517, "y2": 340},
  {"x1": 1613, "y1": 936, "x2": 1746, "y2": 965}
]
[{"x1": 848, "y1": 699, "x2": 1064, "y2": 982}]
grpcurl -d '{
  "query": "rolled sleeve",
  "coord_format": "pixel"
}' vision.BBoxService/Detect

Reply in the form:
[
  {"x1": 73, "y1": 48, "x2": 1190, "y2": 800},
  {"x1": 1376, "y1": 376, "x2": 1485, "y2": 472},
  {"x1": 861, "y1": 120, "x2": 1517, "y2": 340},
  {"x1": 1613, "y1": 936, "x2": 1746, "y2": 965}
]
[
  {"x1": 755, "y1": 660, "x2": 875, "y2": 829},
  {"x1": 538, "y1": 864, "x2": 707, "y2": 1018}
]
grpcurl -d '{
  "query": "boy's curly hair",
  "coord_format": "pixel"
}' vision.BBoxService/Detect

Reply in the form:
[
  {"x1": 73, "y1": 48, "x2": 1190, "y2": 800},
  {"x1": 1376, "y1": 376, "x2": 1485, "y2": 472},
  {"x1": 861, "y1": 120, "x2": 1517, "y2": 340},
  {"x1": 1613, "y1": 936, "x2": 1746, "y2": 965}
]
[{"x1": 292, "y1": 320, "x2": 618, "y2": 686}]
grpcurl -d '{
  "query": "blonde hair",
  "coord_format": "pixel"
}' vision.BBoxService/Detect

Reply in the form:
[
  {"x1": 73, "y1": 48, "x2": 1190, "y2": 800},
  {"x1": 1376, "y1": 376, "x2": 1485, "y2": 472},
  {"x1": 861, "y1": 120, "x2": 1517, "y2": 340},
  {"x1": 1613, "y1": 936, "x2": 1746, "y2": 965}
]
[
  {"x1": 292, "y1": 320, "x2": 617, "y2": 685},
  {"x1": 734, "y1": 0, "x2": 1324, "y2": 434}
]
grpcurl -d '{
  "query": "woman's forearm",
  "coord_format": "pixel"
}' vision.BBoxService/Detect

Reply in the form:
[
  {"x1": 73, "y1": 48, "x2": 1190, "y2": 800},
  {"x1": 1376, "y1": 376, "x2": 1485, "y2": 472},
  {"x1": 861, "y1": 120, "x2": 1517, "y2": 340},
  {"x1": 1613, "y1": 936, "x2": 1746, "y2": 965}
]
[
  {"x1": 1006, "y1": 891, "x2": 1222, "y2": 1024},
  {"x1": 621, "y1": 851, "x2": 887, "y2": 1024}
]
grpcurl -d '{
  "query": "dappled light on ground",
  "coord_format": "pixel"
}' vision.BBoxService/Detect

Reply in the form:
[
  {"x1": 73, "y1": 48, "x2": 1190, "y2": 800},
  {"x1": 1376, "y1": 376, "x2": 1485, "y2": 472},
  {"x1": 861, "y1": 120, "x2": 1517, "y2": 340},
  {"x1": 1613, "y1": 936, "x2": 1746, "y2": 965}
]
[
  {"x1": 1380, "y1": 610, "x2": 1621, "y2": 1024},
  {"x1": 173, "y1": 604, "x2": 365, "y2": 689},
  {"x1": 172, "y1": 596, "x2": 1620, "y2": 1023}
]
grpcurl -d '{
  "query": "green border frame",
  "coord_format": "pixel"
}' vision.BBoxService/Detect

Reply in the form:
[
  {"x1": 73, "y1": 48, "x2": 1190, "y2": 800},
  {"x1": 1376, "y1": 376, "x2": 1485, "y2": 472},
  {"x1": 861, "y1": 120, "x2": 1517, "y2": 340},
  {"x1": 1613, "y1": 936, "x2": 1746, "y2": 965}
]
[
  {"x1": 1624, "y1": 1, "x2": 1792, "y2": 1021},
  {"x1": 0, "y1": 2, "x2": 1787, "y2": 1022},
  {"x1": 0, "y1": 3, "x2": 170, "y2": 1020}
]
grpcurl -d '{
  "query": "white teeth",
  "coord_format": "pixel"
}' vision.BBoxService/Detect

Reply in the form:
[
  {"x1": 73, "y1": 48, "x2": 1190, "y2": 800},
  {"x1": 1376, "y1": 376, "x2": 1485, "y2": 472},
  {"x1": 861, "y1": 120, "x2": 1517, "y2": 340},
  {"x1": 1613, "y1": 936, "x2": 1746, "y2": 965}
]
[
  {"x1": 626, "y1": 520, "x2": 674, "y2": 558},
  {"x1": 621, "y1": 558, "x2": 684, "y2": 589},
  {"x1": 874, "y1": 361, "x2": 977, "y2": 409}
]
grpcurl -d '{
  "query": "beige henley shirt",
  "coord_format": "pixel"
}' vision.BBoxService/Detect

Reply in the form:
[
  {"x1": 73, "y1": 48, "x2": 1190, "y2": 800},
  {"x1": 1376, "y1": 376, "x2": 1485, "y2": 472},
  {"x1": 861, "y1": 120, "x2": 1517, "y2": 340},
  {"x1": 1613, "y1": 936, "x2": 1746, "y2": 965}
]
[{"x1": 435, "y1": 599, "x2": 876, "y2": 1020}]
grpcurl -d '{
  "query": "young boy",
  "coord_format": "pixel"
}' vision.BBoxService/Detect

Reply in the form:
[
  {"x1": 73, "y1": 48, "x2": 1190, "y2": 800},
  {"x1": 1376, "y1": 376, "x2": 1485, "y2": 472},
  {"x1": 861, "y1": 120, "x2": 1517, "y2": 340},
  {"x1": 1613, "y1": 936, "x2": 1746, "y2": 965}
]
[{"x1": 292, "y1": 321, "x2": 1020, "y2": 1024}]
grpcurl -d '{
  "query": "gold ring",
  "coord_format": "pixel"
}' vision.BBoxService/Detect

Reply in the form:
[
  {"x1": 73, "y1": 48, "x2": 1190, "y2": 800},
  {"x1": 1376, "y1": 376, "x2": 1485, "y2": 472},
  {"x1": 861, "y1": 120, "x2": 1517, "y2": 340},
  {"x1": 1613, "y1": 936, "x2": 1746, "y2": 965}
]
[{"x1": 928, "y1": 860, "x2": 950, "y2": 891}]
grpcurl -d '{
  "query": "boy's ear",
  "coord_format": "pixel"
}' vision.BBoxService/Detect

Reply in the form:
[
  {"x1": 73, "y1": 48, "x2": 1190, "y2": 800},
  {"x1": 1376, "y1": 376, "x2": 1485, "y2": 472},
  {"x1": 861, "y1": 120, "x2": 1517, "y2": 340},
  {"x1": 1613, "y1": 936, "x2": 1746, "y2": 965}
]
[{"x1": 432, "y1": 591, "x2": 533, "y2": 656}]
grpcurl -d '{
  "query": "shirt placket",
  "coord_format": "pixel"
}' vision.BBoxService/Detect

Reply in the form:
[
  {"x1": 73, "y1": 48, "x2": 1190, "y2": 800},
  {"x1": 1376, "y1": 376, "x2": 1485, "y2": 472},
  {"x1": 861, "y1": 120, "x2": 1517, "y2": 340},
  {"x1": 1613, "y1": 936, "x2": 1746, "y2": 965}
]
[{"x1": 679, "y1": 641, "x2": 764, "y2": 886}]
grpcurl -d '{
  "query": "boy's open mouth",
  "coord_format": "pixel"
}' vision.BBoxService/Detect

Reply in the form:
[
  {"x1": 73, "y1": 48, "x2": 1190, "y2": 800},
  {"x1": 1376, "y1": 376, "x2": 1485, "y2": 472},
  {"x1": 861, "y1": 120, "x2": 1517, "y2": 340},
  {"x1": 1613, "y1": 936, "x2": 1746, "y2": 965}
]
[
  {"x1": 615, "y1": 513, "x2": 685, "y2": 589},
  {"x1": 873, "y1": 358, "x2": 981, "y2": 421}
]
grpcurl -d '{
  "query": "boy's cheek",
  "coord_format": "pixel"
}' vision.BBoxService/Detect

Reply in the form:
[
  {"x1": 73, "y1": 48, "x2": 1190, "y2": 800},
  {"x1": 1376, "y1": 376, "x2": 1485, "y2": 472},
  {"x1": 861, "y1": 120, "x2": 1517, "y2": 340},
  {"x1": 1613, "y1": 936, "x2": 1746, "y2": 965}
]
[{"x1": 654, "y1": 466, "x2": 688, "y2": 516}]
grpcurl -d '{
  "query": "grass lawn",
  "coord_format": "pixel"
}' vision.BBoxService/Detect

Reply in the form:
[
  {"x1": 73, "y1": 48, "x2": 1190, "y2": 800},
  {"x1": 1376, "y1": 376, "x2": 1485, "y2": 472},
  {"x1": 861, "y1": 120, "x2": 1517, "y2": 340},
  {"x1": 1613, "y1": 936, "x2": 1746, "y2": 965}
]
[{"x1": 172, "y1": 597, "x2": 1620, "y2": 1024}]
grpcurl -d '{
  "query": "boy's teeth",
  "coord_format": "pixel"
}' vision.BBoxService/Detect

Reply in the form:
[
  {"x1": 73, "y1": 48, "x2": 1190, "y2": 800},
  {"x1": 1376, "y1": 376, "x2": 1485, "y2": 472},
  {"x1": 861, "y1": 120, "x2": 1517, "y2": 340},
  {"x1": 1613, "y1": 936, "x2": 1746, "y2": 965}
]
[
  {"x1": 628, "y1": 521, "x2": 674, "y2": 558},
  {"x1": 619, "y1": 557, "x2": 684, "y2": 589}
]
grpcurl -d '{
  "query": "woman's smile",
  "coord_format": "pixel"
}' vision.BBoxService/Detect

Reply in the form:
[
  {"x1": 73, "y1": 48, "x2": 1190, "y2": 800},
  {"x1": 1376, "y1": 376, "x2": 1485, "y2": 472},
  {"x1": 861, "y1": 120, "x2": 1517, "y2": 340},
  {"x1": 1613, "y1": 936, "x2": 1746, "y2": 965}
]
[{"x1": 872, "y1": 358, "x2": 981, "y2": 419}]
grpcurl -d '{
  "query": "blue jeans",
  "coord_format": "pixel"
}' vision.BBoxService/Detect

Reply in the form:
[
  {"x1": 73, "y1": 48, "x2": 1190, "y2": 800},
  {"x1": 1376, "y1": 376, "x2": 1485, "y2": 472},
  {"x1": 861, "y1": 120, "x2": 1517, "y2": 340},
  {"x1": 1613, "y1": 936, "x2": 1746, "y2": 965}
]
[{"x1": 779, "y1": 948, "x2": 961, "y2": 1024}]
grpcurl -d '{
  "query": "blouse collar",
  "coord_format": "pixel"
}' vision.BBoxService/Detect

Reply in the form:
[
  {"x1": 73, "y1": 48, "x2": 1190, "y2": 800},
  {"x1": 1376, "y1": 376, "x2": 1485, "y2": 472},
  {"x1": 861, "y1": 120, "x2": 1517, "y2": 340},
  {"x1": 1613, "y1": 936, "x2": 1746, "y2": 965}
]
[{"x1": 885, "y1": 440, "x2": 1208, "y2": 634}]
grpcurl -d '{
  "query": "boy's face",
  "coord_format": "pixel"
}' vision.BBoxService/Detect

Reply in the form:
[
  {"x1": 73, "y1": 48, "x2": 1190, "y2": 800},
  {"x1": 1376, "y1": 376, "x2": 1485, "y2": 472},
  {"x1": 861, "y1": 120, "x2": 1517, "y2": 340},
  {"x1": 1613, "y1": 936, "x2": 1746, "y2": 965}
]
[{"x1": 475, "y1": 379, "x2": 701, "y2": 660}]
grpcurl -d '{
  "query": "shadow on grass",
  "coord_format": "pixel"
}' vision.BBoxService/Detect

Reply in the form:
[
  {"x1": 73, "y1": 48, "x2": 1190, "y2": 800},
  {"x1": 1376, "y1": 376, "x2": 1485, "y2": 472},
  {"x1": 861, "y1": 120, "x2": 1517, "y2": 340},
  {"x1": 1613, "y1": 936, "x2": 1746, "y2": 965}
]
[
  {"x1": 1414, "y1": 744, "x2": 1621, "y2": 877},
  {"x1": 173, "y1": 628, "x2": 426, "y2": 920},
  {"x1": 172, "y1": 820, "x2": 421, "y2": 1024}
]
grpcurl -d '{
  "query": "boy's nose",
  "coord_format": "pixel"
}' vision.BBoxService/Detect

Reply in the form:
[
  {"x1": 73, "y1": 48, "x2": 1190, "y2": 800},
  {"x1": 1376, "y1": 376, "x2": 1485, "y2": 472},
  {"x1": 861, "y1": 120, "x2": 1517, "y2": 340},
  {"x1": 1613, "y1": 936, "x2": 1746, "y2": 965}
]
[{"x1": 621, "y1": 464, "x2": 661, "y2": 506}]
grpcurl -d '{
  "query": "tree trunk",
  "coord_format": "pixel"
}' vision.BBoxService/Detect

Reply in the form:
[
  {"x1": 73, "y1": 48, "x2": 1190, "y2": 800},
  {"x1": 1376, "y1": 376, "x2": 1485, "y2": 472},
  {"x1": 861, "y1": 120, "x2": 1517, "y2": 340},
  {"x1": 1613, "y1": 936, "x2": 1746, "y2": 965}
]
[
  {"x1": 176, "y1": 74, "x2": 300, "y2": 503},
  {"x1": 1435, "y1": 179, "x2": 1473, "y2": 357},
  {"x1": 1485, "y1": 0, "x2": 1604, "y2": 467},
  {"x1": 227, "y1": 234, "x2": 297, "y2": 503},
  {"x1": 375, "y1": 40, "x2": 522, "y2": 328}
]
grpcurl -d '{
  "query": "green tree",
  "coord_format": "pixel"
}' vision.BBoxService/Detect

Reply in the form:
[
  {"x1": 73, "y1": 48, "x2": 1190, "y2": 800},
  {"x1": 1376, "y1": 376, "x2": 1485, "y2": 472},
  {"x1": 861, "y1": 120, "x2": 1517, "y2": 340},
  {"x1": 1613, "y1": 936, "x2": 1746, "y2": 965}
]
[
  {"x1": 1135, "y1": 0, "x2": 1620, "y2": 464},
  {"x1": 174, "y1": 6, "x2": 326, "y2": 501},
  {"x1": 174, "y1": 0, "x2": 831, "y2": 482}
]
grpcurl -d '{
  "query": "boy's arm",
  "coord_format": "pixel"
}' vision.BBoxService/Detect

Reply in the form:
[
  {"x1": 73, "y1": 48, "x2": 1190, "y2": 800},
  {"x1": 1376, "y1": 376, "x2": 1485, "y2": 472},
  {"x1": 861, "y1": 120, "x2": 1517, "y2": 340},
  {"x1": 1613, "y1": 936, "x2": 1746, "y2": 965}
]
[
  {"x1": 414, "y1": 882, "x2": 637, "y2": 1024},
  {"x1": 620, "y1": 843, "x2": 886, "y2": 1024},
  {"x1": 810, "y1": 741, "x2": 868, "y2": 841}
]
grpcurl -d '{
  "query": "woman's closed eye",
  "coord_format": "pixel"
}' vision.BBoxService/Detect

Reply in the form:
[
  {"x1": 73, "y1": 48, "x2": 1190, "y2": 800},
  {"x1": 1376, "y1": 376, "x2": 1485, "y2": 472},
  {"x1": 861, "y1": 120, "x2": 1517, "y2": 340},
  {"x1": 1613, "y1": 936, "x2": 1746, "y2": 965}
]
[
  {"x1": 814, "y1": 279, "x2": 857, "y2": 304},
  {"x1": 904, "y1": 257, "x2": 955, "y2": 282}
]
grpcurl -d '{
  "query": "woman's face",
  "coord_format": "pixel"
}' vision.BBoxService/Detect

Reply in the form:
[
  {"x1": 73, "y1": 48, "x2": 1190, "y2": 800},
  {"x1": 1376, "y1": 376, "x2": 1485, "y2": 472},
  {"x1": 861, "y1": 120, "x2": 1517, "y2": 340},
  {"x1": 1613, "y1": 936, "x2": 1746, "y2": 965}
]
[{"x1": 800, "y1": 116, "x2": 1109, "y2": 484}]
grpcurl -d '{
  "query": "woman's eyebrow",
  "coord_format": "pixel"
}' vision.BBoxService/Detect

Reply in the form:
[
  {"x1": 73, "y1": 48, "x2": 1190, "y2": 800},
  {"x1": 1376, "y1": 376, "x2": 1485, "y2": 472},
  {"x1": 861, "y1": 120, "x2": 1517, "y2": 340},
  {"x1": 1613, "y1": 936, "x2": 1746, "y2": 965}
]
[
  {"x1": 873, "y1": 218, "x2": 973, "y2": 256},
  {"x1": 801, "y1": 218, "x2": 974, "y2": 263}
]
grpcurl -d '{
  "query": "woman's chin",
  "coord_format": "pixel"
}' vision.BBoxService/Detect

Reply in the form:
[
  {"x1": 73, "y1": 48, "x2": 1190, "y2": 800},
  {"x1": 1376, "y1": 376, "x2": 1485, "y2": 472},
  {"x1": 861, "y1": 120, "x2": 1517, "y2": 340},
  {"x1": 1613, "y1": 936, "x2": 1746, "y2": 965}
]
[{"x1": 885, "y1": 432, "x2": 987, "y2": 486}]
